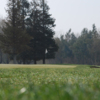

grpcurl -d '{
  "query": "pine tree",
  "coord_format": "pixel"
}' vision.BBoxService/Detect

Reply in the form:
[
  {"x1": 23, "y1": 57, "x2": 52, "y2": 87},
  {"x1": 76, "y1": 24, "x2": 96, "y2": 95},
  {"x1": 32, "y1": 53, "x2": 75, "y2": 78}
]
[
  {"x1": 40, "y1": 0, "x2": 58, "y2": 64},
  {"x1": 16, "y1": 0, "x2": 31, "y2": 64},
  {"x1": 0, "y1": 0, "x2": 31, "y2": 64},
  {"x1": 27, "y1": 0, "x2": 58, "y2": 64},
  {"x1": 25, "y1": 0, "x2": 42, "y2": 64}
]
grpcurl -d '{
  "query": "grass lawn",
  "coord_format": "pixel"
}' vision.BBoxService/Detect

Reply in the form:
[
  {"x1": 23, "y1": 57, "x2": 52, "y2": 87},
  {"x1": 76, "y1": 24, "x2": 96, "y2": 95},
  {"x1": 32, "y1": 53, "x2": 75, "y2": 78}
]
[{"x1": 0, "y1": 64, "x2": 100, "y2": 100}]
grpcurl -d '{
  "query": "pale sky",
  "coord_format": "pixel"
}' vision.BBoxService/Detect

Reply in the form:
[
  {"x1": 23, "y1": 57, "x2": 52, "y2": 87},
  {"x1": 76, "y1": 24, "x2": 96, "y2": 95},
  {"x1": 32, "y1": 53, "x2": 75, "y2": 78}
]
[{"x1": 0, "y1": 0, "x2": 100, "y2": 37}]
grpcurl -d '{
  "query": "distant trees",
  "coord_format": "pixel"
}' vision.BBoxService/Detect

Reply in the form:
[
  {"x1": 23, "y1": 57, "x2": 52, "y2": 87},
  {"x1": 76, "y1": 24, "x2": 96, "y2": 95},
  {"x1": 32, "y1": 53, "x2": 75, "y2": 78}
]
[
  {"x1": 54, "y1": 29, "x2": 76, "y2": 64},
  {"x1": 53, "y1": 24, "x2": 100, "y2": 65}
]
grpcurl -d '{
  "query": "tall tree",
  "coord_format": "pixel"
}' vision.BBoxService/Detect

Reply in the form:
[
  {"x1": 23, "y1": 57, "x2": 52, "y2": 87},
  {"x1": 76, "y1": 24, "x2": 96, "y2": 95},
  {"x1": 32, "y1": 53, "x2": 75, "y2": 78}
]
[
  {"x1": 27, "y1": 0, "x2": 58, "y2": 64},
  {"x1": 16, "y1": 0, "x2": 31, "y2": 64},
  {"x1": 89, "y1": 24, "x2": 100, "y2": 64},
  {"x1": 25, "y1": 0, "x2": 43, "y2": 64},
  {"x1": 0, "y1": 0, "x2": 31, "y2": 64},
  {"x1": 40, "y1": 0, "x2": 58, "y2": 64}
]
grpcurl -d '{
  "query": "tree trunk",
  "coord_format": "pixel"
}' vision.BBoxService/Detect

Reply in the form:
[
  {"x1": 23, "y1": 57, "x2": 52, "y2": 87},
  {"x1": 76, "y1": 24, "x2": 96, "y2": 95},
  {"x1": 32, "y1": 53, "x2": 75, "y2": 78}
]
[
  {"x1": 13, "y1": 55, "x2": 17, "y2": 64},
  {"x1": 34, "y1": 59, "x2": 37, "y2": 64},
  {"x1": 43, "y1": 58, "x2": 45, "y2": 64},
  {"x1": 43, "y1": 51, "x2": 45, "y2": 64},
  {"x1": 42, "y1": 0, "x2": 45, "y2": 64}
]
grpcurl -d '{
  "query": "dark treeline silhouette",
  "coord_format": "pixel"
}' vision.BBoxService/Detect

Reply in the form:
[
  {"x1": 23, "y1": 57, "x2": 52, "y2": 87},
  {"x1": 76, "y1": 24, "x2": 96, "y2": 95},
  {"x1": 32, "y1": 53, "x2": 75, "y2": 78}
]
[
  {"x1": 0, "y1": 0, "x2": 58, "y2": 64},
  {"x1": 52, "y1": 24, "x2": 100, "y2": 65}
]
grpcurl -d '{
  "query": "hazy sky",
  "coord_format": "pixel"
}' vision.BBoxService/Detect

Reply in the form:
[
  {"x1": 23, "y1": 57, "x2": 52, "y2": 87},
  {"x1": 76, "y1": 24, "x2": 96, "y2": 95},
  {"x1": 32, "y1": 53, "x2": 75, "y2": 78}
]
[{"x1": 0, "y1": 0, "x2": 100, "y2": 36}]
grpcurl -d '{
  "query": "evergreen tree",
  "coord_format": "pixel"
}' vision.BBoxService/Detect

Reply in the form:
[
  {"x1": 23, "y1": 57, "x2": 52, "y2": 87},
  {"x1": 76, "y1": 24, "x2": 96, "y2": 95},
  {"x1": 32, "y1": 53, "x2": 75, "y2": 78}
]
[
  {"x1": 27, "y1": 0, "x2": 58, "y2": 64},
  {"x1": 16, "y1": 0, "x2": 31, "y2": 64},
  {"x1": 40, "y1": 0, "x2": 58, "y2": 64},
  {"x1": 0, "y1": 0, "x2": 31, "y2": 64},
  {"x1": 25, "y1": 0, "x2": 43, "y2": 64}
]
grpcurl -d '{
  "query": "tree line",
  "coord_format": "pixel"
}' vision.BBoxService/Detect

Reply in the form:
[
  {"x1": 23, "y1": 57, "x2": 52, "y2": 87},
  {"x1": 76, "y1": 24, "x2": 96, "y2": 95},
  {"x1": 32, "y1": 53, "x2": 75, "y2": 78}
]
[
  {"x1": 0, "y1": 0, "x2": 58, "y2": 64},
  {"x1": 53, "y1": 24, "x2": 100, "y2": 65}
]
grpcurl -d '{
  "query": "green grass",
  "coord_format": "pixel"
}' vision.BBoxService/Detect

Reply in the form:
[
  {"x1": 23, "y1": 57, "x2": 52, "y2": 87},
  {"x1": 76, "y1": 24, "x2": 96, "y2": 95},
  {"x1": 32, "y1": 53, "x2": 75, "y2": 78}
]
[{"x1": 0, "y1": 64, "x2": 100, "y2": 100}]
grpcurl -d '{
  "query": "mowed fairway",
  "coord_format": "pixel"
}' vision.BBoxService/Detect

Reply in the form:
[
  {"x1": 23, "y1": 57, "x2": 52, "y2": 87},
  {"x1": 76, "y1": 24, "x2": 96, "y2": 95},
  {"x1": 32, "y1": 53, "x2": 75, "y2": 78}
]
[
  {"x1": 0, "y1": 64, "x2": 100, "y2": 100},
  {"x1": 0, "y1": 64, "x2": 77, "y2": 69}
]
